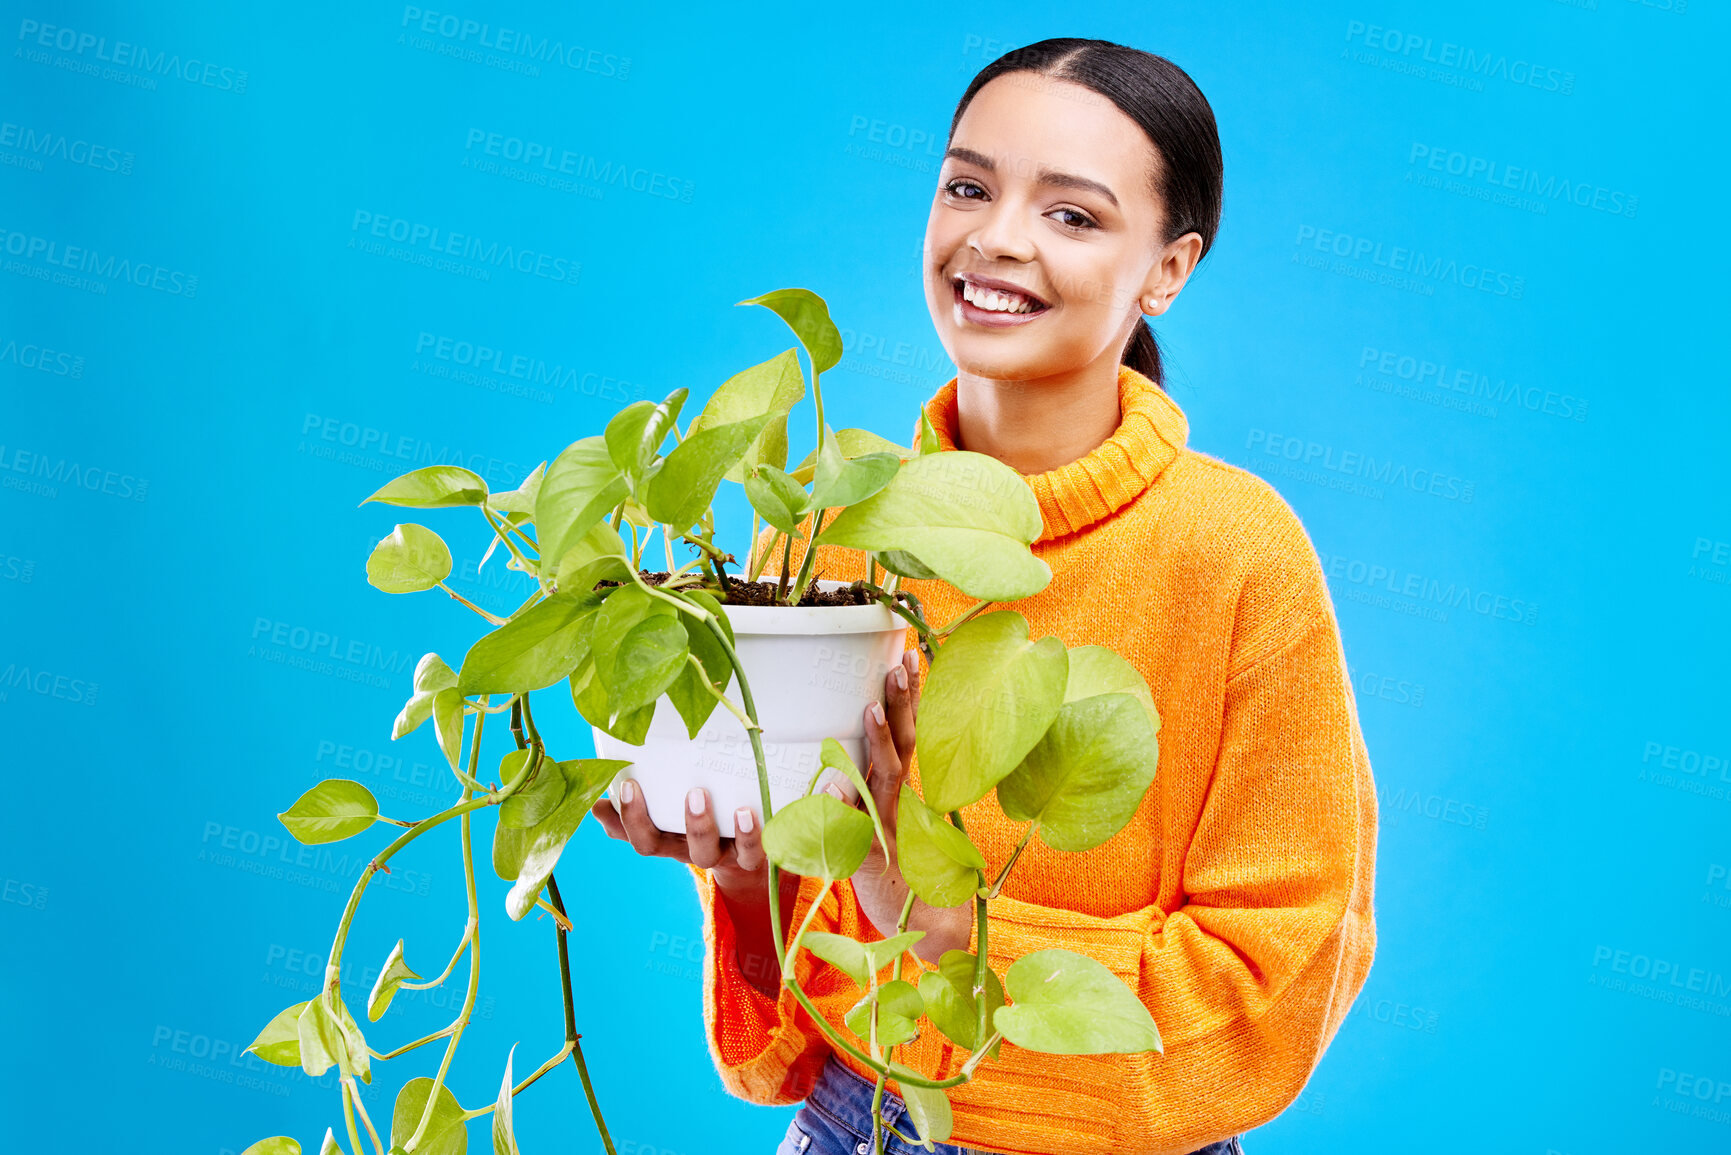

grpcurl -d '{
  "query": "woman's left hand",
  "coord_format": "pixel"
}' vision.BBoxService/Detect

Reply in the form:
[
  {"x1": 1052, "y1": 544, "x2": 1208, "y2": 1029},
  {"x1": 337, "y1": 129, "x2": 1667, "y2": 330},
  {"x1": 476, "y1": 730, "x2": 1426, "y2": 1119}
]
[{"x1": 827, "y1": 648, "x2": 973, "y2": 961}]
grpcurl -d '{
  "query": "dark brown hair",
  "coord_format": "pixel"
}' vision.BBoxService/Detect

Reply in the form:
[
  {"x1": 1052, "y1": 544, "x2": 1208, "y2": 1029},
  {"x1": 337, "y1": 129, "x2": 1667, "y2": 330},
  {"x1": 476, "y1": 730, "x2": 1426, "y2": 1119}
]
[{"x1": 948, "y1": 39, "x2": 1223, "y2": 387}]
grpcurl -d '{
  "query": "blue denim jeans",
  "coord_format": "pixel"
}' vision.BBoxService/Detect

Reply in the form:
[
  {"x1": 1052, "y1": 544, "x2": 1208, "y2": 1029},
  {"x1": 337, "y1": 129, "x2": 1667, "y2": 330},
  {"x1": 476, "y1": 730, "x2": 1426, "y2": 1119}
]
[{"x1": 775, "y1": 1053, "x2": 1246, "y2": 1155}]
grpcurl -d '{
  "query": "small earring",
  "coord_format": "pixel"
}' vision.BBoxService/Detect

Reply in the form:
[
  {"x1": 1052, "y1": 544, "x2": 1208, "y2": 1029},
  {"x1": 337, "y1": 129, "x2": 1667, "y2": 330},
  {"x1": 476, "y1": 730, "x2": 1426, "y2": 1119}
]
[{"x1": 1145, "y1": 296, "x2": 1162, "y2": 313}]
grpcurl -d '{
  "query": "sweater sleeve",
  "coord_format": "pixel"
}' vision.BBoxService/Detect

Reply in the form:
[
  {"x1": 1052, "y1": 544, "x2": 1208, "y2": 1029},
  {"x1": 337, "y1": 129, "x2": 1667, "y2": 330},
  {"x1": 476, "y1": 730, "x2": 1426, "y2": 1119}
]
[
  {"x1": 689, "y1": 865, "x2": 867, "y2": 1104},
  {"x1": 982, "y1": 589, "x2": 1378, "y2": 1147}
]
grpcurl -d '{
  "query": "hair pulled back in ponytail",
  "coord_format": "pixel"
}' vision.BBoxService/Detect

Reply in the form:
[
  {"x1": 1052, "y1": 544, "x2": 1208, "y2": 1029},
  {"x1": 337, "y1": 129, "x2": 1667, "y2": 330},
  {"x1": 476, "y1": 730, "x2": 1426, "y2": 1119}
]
[{"x1": 949, "y1": 39, "x2": 1224, "y2": 388}]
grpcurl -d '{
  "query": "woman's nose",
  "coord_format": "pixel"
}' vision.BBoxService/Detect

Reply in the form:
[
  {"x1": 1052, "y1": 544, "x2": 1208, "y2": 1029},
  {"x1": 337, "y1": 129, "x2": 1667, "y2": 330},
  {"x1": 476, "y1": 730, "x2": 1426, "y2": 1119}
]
[{"x1": 969, "y1": 201, "x2": 1037, "y2": 264}]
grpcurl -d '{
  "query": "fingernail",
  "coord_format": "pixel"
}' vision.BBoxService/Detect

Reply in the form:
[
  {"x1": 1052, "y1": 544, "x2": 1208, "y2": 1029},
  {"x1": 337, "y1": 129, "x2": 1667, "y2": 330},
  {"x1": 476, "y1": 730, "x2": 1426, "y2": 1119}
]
[
  {"x1": 688, "y1": 788, "x2": 706, "y2": 815},
  {"x1": 824, "y1": 782, "x2": 848, "y2": 802},
  {"x1": 871, "y1": 701, "x2": 886, "y2": 725},
  {"x1": 736, "y1": 807, "x2": 754, "y2": 833},
  {"x1": 903, "y1": 650, "x2": 918, "y2": 674},
  {"x1": 893, "y1": 665, "x2": 908, "y2": 691},
  {"x1": 620, "y1": 779, "x2": 637, "y2": 804}
]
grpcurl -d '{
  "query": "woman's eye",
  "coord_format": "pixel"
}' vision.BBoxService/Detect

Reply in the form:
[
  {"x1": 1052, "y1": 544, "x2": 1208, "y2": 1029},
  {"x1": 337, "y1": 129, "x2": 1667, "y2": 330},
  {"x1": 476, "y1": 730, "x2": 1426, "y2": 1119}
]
[
  {"x1": 1051, "y1": 208, "x2": 1097, "y2": 230},
  {"x1": 945, "y1": 179, "x2": 986, "y2": 200}
]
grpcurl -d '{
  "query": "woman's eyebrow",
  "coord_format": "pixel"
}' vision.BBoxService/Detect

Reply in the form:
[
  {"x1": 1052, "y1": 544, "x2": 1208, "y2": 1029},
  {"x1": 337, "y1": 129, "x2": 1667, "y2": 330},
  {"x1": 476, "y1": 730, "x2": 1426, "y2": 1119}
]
[{"x1": 943, "y1": 146, "x2": 1120, "y2": 208}]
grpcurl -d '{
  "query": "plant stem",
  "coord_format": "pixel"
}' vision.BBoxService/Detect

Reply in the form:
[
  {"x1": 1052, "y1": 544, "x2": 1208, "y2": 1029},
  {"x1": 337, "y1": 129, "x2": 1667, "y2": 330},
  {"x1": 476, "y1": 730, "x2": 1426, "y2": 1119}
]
[
  {"x1": 948, "y1": 809, "x2": 992, "y2": 1050},
  {"x1": 478, "y1": 503, "x2": 534, "y2": 573},
  {"x1": 547, "y1": 875, "x2": 617, "y2": 1155},
  {"x1": 399, "y1": 920, "x2": 474, "y2": 990},
  {"x1": 685, "y1": 654, "x2": 757, "y2": 731},
  {"x1": 346, "y1": 1075, "x2": 385, "y2": 1155},
  {"x1": 458, "y1": 1040, "x2": 575, "y2": 1121},
  {"x1": 369, "y1": 1023, "x2": 455, "y2": 1061},
  {"x1": 341, "y1": 1077, "x2": 365, "y2": 1155},
  {"x1": 435, "y1": 581, "x2": 509, "y2": 626},
  {"x1": 869, "y1": 591, "x2": 938, "y2": 658},
  {"x1": 986, "y1": 823, "x2": 1037, "y2": 899},
  {"x1": 787, "y1": 509, "x2": 828, "y2": 605},
  {"x1": 776, "y1": 532, "x2": 793, "y2": 600},
  {"x1": 935, "y1": 598, "x2": 993, "y2": 638},
  {"x1": 783, "y1": 878, "x2": 832, "y2": 968},
  {"x1": 405, "y1": 774, "x2": 484, "y2": 1151}
]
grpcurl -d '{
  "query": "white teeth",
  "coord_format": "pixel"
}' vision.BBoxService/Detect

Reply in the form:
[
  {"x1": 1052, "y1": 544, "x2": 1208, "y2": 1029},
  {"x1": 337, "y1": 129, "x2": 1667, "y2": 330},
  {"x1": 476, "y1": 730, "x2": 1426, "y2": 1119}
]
[{"x1": 961, "y1": 280, "x2": 1038, "y2": 314}]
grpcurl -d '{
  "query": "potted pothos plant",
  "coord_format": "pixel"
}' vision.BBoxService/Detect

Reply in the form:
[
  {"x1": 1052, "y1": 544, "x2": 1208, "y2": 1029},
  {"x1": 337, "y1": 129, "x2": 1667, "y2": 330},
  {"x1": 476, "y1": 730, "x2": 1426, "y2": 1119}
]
[{"x1": 237, "y1": 289, "x2": 1166, "y2": 1155}]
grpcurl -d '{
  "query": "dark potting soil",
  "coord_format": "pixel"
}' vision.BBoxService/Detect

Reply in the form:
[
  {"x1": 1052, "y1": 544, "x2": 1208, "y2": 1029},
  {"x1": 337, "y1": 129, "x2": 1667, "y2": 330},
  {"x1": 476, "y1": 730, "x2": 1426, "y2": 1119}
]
[{"x1": 626, "y1": 572, "x2": 876, "y2": 607}]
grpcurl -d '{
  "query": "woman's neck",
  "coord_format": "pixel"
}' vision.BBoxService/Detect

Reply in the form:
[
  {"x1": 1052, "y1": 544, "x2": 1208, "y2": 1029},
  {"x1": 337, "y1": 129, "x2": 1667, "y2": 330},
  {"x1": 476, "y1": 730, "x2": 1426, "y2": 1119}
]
[{"x1": 953, "y1": 357, "x2": 1123, "y2": 475}]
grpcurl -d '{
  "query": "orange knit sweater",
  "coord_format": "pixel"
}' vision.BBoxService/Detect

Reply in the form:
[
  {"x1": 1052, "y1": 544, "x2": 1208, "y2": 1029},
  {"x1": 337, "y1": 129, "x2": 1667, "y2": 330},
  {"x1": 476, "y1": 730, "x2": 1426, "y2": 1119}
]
[{"x1": 689, "y1": 365, "x2": 1378, "y2": 1155}]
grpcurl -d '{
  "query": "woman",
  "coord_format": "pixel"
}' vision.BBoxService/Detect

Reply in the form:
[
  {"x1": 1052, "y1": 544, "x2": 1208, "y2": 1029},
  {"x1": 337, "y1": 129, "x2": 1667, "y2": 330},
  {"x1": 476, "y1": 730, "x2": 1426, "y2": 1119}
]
[{"x1": 593, "y1": 38, "x2": 1378, "y2": 1155}]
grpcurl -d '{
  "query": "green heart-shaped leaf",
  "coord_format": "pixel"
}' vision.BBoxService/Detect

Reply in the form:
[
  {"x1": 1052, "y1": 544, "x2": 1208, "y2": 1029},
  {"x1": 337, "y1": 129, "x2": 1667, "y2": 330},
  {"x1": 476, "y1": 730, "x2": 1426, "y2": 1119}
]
[
  {"x1": 246, "y1": 1002, "x2": 309, "y2": 1067},
  {"x1": 367, "y1": 939, "x2": 423, "y2": 1022},
  {"x1": 738, "y1": 288, "x2": 843, "y2": 375},
  {"x1": 895, "y1": 785, "x2": 986, "y2": 908},
  {"x1": 503, "y1": 758, "x2": 630, "y2": 919},
  {"x1": 457, "y1": 593, "x2": 598, "y2": 695},
  {"x1": 801, "y1": 929, "x2": 925, "y2": 990},
  {"x1": 687, "y1": 348, "x2": 806, "y2": 483},
  {"x1": 843, "y1": 978, "x2": 924, "y2": 1047},
  {"x1": 744, "y1": 465, "x2": 810, "y2": 535},
  {"x1": 994, "y1": 948, "x2": 1162, "y2": 1055},
  {"x1": 1062, "y1": 645, "x2": 1160, "y2": 732},
  {"x1": 605, "y1": 388, "x2": 688, "y2": 480},
  {"x1": 996, "y1": 693, "x2": 1158, "y2": 852},
  {"x1": 890, "y1": 1061, "x2": 954, "y2": 1144},
  {"x1": 362, "y1": 465, "x2": 487, "y2": 509},
  {"x1": 278, "y1": 780, "x2": 379, "y2": 845},
  {"x1": 390, "y1": 1077, "x2": 467, "y2": 1155},
  {"x1": 492, "y1": 1045, "x2": 521, "y2": 1155},
  {"x1": 392, "y1": 653, "x2": 458, "y2": 740},
  {"x1": 762, "y1": 794, "x2": 873, "y2": 881},
  {"x1": 240, "y1": 1139, "x2": 301, "y2": 1155},
  {"x1": 366, "y1": 523, "x2": 453, "y2": 593},
  {"x1": 487, "y1": 462, "x2": 545, "y2": 515},
  {"x1": 644, "y1": 412, "x2": 771, "y2": 533},
  {"x1": 916, "y1": 950, "x2": 1004, "y2": 1056},
  {"x1": 914, "y1": 612, "x2": 1067, "y2": 812},
  {"x1": 534, "y1": 436, "x2": 629, "y2": 570},
  {"x1": 816, "y1": 452, "x2": 1049, "y2": 601}
]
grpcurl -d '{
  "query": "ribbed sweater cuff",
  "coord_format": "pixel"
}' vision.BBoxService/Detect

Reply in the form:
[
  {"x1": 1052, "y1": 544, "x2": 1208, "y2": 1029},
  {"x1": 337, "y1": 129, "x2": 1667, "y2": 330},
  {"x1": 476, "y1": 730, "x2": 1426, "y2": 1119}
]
[{"x1": 692, "y1": 866, "x2": 832, "y2": 1104}]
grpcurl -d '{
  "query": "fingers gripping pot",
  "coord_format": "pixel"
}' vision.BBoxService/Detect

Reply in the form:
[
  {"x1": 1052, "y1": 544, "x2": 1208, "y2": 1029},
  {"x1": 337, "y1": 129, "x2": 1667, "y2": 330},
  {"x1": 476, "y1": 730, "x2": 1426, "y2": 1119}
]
[{"x1": 596, "y1": 582, "x2": 906, "y2": 837}]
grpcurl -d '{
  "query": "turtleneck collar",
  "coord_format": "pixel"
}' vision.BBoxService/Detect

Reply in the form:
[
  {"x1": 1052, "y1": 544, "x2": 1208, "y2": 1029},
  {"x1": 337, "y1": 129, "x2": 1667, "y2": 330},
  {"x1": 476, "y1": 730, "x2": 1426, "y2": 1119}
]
[{"x1": 921, "y1": 364, "x2": 1189, "y2": 543}]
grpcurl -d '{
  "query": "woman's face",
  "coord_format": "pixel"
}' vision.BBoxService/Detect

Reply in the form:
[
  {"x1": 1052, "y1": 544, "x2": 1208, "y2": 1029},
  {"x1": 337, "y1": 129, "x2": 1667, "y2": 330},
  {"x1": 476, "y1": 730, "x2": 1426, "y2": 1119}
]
[{"x1": 924, "y1": 73, "x2": 1187, "y2": 382}]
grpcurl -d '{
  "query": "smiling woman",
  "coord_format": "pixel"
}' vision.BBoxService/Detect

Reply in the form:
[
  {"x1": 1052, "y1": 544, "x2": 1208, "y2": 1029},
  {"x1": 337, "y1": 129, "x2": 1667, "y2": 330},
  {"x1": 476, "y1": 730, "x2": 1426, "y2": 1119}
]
[{"x1": 641, "y1": 38, "x2": 1377, "y2": 1155}]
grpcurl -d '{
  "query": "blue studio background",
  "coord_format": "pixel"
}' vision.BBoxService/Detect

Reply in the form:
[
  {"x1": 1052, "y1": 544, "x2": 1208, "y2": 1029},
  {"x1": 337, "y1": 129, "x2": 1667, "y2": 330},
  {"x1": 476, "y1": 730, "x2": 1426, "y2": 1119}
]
[{"x1": 3, "y1": 2, "x2": 1728, "y2": 1152}]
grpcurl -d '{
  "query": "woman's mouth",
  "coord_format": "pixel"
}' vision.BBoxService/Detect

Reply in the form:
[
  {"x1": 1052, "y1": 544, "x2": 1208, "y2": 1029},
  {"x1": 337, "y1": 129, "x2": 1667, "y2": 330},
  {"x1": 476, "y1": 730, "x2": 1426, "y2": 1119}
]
[{"x1": 951, "y1": 275, "x2": 1051, "y2": 328}]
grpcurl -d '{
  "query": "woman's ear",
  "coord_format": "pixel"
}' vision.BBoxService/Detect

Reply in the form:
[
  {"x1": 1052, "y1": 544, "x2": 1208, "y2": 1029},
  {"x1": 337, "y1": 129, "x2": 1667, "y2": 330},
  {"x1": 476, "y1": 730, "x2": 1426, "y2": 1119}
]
[{"x1": 1139, "y1": 231, "x2": 1205, "y2": 316}]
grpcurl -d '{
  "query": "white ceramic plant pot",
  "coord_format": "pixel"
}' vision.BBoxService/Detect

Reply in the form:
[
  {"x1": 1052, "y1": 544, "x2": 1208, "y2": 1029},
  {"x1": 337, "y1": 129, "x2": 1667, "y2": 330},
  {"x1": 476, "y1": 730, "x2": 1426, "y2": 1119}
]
[{"x1": 595, "y1": 581, "x2": 908, "y2": 837}]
